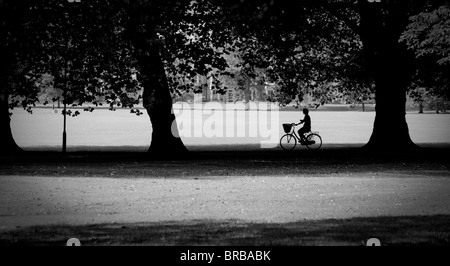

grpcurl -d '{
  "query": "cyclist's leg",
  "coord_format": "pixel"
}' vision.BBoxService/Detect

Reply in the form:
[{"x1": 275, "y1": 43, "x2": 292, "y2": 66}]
[{"x1": 298, "y1": 128, "x2": 307, "y2": 142}]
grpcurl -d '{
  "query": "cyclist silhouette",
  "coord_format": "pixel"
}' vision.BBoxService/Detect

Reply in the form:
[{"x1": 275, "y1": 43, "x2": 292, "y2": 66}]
[{"x1": 295, "y1": 108, "x2": 311, "y2": 143}]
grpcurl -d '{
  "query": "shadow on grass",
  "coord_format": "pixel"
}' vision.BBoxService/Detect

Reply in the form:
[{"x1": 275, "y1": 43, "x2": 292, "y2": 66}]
[
  {"x1": 1, "y1": 215, "x2": 449, "y2": 246},
  {"x1": 1, "y1": 145, "x2": 449, "y2": 178}
]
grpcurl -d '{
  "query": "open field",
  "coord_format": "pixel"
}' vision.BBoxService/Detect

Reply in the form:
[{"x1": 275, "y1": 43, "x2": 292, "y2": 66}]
[
  {"x1": 1, "y1": 173, "x2": 450, "y2": 228},
  {"x1": 10, "y1": 107, "x2": 450, "y2": 150},
  {"x1": 2, "y1": 107, "x2": 450, "y2": 246}
]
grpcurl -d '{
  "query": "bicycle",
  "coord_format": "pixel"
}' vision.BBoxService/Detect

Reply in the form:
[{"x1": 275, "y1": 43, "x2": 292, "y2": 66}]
[{"x1": 280, "y1": 123, "x2": 323, "y2": 151}]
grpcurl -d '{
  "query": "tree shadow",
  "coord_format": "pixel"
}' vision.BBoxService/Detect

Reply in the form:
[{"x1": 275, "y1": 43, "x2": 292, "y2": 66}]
[
  {"x1": 0, "y1": 144, "x2": 449, "y2": 178},
  {"x1": 1, "y1": 215, "x2": 449, "y2": 246}
]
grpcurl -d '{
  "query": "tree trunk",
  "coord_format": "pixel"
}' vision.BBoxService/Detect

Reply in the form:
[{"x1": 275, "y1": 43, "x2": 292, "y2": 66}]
[
  {"x1": 127, "y1": 7, "x2": 187, "y2": 157},
  {"x1": 138, "y1": 47, "x2": 188, "y2": 156},
  {"x1": 435, "y1": 98, "x2": 440, "y2": 114},
  {"x1": 0, "y1": 93, "x2": 22, "y2": 155},
  {"x1": 359, "y1": 1, "x2": 418, "y2": 151},
  {"x1": 418, "y1": 101, "x2": 423, "y2": 114},
  {"x1": 365, "y1": 66, "x2": 417, "y2": 150},
  {"x1": 1, "y1": 1, "x2": 27, "y2": 156}
]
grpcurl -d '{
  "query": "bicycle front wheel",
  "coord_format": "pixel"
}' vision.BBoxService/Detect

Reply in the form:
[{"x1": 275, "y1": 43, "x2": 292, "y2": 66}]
[
  {"x1": 306, "y1": 133, "x2": 322, "y2": 151},
  {"x1": 280, "y1": 134, "x2": 297, "y2": 151}
]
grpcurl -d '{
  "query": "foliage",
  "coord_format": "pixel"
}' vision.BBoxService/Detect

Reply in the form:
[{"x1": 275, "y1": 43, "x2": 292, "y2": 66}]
[
  {"x1": 0, "y1": 0, "x2": 38, "y2": 113},
  {"x1": 35, "y1": 74, "x2": 62, "y2": 106},
  {"x1": 5, "y1": 0, "x2": 448, "y2": 117},
  {"x1": 214, "y1": 0, "x2": 367, "y2": 107},
  {"x1": 18, "y1": 0, "x2": 142, "y2": 116},
  {"x1": 144, "y1": 0, "x2": 234, "y2": 97},
  {"x1": 401, "y1": 5, "x2": 450, "y2": 66},
  {"x1": 400, "y1": 4, "x2": 450, "y2": 101},
  {"x1": 5, "y1": 0, "x2": 236, "y2": 117}
]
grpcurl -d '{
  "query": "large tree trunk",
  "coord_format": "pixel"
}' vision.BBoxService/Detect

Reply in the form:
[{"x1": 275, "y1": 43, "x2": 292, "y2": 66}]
[
  {"x1": 359, "y1": 1, "x2": 418, "y2": 151},
  {"x1": 127, "y1": 4, "x2": 188, "y2": 157},
  {"x1": 137, "y1": 46, "x2": 188, "y2": 156},
  {"x1": 0, "y1": 93, "x2": 22, "y2": 155},
  {"x1": 365, "y1": 62, "x2": 417, "y2": 150},
  {"x1": 0, "y1": 1, "x2": 26, "y2": 156}
]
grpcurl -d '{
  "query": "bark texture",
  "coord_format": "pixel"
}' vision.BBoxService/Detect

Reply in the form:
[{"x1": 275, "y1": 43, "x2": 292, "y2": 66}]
[
  {"x1": 127, "y1": 3, "x2": 188, "y2": 157},
  {"x1": 359, "y1": 1, "x2": 419, "y2": 151}
]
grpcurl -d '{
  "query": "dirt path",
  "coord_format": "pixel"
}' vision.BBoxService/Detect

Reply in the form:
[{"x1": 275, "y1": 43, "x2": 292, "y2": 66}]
[{"x1": 1, "y1": 175, "x2": 450, "y2": 231}]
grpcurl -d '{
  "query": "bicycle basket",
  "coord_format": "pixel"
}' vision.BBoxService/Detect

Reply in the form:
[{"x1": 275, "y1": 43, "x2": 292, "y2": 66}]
[{"x1": 282, "y1": 124, "x2": 293, "y2": 134}]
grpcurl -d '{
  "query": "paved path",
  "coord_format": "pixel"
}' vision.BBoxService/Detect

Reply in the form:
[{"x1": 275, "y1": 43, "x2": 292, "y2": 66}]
[{"x1": 1, "y1": 175, "x2": 450, "y2": 231}]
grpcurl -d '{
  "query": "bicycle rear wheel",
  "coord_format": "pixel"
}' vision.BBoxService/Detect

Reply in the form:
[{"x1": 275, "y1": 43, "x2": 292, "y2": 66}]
[
  {"x1": 306, "y1": 133, "x2": 322, "y2": 151},
  {"x1": 280, "y1": 134, "x2": 297, "y2": 151}
]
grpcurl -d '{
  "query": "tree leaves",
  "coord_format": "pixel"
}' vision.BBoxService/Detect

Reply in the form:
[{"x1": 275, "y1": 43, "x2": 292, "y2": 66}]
[
  {"x1": 219, "y1": 0, "x2": 369, "y2": 106},
  {"x1": 8, "y1": 0, "x2": 142, "y2": 115},
  {"x1": 401, "y1": 4, "x2": 450, "y2": 100},
  {"x1": 401, "y1": 5, "x2": 450, "y2": 66},
  {"x1": 6, "y1": 0, "x2": 447, "y2": 116}
]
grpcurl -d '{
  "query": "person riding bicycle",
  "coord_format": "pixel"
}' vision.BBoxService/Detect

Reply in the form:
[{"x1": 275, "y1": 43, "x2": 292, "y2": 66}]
[{"x1": 294, "y1": 108, "x2": 311, "y2": 144}]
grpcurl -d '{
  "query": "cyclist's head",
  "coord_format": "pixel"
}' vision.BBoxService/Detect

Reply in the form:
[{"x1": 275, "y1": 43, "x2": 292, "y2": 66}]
[{"x1": 303, "y1": 108, "x2": 309, "y2": 115}]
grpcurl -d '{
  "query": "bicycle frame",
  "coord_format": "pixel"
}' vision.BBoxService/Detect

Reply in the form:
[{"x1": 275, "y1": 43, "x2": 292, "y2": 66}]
[
  {"x1": 280, "y1": 124, "x2": 322, "y2": 151},
  {"x1": 287, "y1": 125, "x2": 306, "y2": 141}
]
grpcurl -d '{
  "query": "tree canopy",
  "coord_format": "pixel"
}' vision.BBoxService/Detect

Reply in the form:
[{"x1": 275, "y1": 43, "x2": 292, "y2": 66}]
[
  {"x1": 2, "y1": 0, "x2": 449, "y2": 154},
  {"x1": 401, "y1": 4, "x2": 450, "y2": 101}
]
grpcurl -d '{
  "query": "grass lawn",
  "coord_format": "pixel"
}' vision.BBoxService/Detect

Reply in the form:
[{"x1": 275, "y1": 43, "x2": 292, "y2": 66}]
[
  {"x1": 1, "y1": 147, "x2": 450, "y2": 246},
  {"x1": 10, "y1": 107, "x2": 450, "y2": 150},
  {"x1": 2, "y1": 107, "x2": 450, "y2": 246}
]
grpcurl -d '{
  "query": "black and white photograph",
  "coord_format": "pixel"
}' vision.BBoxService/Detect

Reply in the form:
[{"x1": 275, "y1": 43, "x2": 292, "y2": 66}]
[{"x1": 1, "y1": 0, "x2": 450, "y2": 252}]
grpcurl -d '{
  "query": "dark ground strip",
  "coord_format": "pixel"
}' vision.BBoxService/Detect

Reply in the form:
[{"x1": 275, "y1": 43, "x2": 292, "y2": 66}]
[
  {"x1": 1, "y1": 215, "x2": 449, "y2": 246},
  {"x1": 1, "y1": 146, "x2": 449, "y2": 178}
]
